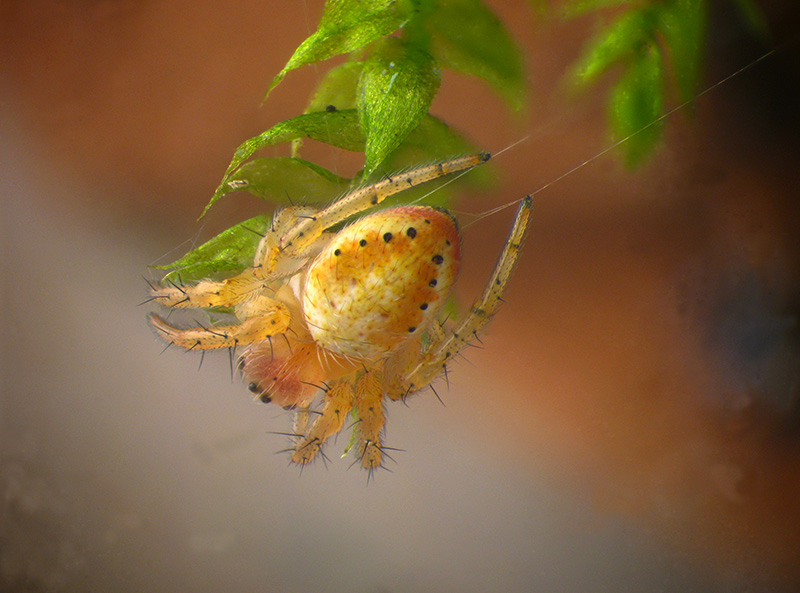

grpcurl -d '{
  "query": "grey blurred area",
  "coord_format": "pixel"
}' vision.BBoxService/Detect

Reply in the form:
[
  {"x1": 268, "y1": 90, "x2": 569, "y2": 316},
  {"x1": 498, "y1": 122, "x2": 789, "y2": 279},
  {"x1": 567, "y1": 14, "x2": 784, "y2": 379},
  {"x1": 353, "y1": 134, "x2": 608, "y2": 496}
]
[{"x1": 2, "y1": 2, "x2": 800, "y2": 592}]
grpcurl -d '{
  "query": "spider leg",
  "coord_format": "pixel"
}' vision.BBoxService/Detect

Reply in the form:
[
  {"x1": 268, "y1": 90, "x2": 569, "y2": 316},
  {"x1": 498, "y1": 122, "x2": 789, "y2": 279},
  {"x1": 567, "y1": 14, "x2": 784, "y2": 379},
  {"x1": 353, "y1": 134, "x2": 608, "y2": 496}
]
[
  {"x1": 150, "y1": 270, "x2": 263, "y2": 309},
  {"x1": 252, "y1": 206, "x2": 329, "y2": 279},
  {"x1": 148, "y1": 299, "x2": 290, "y2": 350},
  {"x1": 292, "y1": 380, "x2": 355, "y2": 465},
  {"x1": 404, "y1": 196, "x2": 532, "y2": 391},
  {"x1": 292, "y1": 405, "x2": 313, "y2": 436},
  {"x1": 353, "y1": 372, "x2": 386, "y2": 470},
  {"x1": 267, "y1": 153, "x2": 491, "y2": 268}
]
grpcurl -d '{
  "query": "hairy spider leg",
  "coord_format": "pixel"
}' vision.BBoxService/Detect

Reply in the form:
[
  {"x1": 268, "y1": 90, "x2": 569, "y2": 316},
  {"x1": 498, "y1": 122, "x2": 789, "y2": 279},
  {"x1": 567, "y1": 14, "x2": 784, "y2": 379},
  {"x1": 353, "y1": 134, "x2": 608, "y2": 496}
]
[
  {"x1": 150, "y1": 270, "x2": 266, "y2": 309},
  {"x1": 148, "y1": 298, "x2": 291, "y2": 350},
  {"x1": 403, "y1": 196, "x2": 532, "y2": 392},
  {"x1": 252, "y1": 206, "x2": 332, "y2": 280},
  {"x1": 263, "y1": 153, "x2": 491, "y2": 269},
  {"x1": 292, "y1": 380, "x2": 355, "y2": 464},
  {"x1": 352, "y1": 371, "x2": 386, "y2": 470}
]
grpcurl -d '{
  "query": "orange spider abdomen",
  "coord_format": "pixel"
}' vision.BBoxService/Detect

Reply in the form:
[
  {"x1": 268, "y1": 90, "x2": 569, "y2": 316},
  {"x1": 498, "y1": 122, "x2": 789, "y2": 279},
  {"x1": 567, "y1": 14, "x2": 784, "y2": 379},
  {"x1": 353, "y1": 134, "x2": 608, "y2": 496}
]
[{"x1": 302, "y1": 206, "x2": 461, "y2": 359}]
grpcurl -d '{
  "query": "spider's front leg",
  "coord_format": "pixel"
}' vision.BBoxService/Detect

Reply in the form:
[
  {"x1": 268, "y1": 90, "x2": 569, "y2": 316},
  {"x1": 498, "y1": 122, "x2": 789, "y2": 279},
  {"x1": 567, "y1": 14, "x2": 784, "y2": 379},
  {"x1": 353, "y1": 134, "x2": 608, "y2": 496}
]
[
  {"x1": 148, "y1": 295, "x2": 291, "y2": 350},
  {"x1": 402, "y1": 196, "x2": 532, "y2": 392},
  {"x1": 252, "y1": 206, "x2": 330, "y2": 279},
  {"x1": 262, "y1": 153, "x2": 491, "y2": 271},
  {"x1": 149, "y1": 269, "x2": 263, "y2": 309}
]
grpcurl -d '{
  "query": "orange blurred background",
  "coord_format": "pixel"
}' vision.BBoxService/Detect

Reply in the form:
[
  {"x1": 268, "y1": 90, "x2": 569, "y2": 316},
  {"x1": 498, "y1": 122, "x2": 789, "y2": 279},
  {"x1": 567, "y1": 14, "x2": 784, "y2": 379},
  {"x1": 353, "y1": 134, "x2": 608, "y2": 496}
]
[{"x1": 3, "y1": 2, "x2": 799, "y2": 592}]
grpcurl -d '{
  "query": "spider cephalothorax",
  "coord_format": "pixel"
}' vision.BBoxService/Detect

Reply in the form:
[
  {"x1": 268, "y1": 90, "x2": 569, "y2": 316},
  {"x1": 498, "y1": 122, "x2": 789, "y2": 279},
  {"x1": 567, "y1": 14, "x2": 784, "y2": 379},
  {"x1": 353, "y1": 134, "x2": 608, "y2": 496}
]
[{"x1": 148, "y1": 153, "x2": 531, "y2": 470}]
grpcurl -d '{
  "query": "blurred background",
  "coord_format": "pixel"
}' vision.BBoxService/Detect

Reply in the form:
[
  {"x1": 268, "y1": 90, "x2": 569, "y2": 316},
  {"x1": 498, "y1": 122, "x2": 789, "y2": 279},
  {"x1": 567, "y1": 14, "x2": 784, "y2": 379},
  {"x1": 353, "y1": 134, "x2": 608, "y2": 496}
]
[{"x1": 2, "y1": 1, "x2": 799, "y2": 591}]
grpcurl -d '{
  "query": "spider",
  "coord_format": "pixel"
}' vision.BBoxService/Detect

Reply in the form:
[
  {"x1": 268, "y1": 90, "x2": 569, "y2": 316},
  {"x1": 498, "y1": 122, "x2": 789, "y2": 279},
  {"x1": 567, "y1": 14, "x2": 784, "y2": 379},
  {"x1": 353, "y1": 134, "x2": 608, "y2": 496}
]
[{"x1": 148, "y1": 152, "x2": 531, "y2": 470}]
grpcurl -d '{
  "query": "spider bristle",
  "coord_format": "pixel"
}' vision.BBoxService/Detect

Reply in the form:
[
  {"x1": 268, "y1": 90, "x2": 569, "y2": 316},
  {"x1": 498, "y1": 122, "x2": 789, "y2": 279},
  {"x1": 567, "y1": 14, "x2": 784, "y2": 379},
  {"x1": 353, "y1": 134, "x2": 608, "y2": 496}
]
[
  {"x1": 197, "y1": 350, "x2": 206, "y2": 371},
  {"x1": 281, "y1": 333, "x2": 293, "y2": 354},
  {"x1": 455, "y1": 351, "x2": 474, "y2": 365},
  {"x1": 429, "y1": 383, "x2": 446, "y2": 407},
  {"x1": 228, "y1": 346, "x2": 237, "y2": 380},
  {"x1": 137, "y1": 296, "x2": 159, "y2": 306},
  {"x1": 317, "y1": 448, "x2": 331, "y2": 468},
  {"x1": 299, "y1": 380, "x2": 330, "y2": 393},
  {"x1": 268, "y1": 431, "x2": 304, "y2": 439},
  {"x1": 166, "y1": 278, "x2": 186, "y2": 293},
  {"x1": 240, "y1": 225, "x2": 265, "y2": 237},
  {"x1": 375, "y1": 445, "x2": 401, "y2": 465},
  {"x1": 463, "y1": 341, "x2": 484, "y2": 351}
]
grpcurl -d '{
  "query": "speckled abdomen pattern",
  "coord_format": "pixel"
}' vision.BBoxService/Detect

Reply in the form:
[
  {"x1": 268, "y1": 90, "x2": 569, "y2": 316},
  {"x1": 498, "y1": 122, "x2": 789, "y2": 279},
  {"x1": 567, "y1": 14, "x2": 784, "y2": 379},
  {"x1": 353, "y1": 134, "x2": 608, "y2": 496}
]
[{"x1": 303, "y1": 206, "x2": 461, "y2": 359}]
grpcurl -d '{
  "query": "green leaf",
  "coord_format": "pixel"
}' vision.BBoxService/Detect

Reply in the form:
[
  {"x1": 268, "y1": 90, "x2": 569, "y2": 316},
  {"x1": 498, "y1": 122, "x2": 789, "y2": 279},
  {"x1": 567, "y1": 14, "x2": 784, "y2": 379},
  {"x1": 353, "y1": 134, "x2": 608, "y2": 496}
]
[
  {"x1": 306, "y1": 61, "x2": 364, "y2": 113},
  {"x1": 268, "y1": 0, "x2": 409, "y2": 95},
  {"x1": 220, "y1": 157, "x2": 351, "y2": 204},
  {"x1": 357, "y1": 37, "x2": 441, "y2": 177},
  {"x1": 373, "y1": 115, "x2": 490, "y2": 209},
  {"x1": 658, "y1": 0, "x2": 707, "y2": 104},
  {"x1": 426, "y1": 0, "x2": 526, "y2": 110},
  {"x1": 206, "y1": 109, "x2": 364, "y2": 216},
  {"x1": 730, "y1": 0, "x2": 770, "y2": 38},
  {"x1": 394, "y1": 114, "x2": 478, "y2": 162},
  {"x1": 609, "y1": 43, "x2": 664, "y2": 167},
  {"x1": 155, "y1": 215, "x2": 271, "y2": 284},
  {"x1": 569, "y1": 8, "x2": 655, "y2": 88}
]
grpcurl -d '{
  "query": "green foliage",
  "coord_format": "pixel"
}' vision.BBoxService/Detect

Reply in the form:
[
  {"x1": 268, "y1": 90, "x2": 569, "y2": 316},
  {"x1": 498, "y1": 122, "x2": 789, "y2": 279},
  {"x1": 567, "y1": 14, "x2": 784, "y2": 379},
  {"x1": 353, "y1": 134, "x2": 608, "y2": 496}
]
[
  {"x1": 154, "y1": 215, "x2": 271, "y2": 284},
  {"x1": 156, "y1": 0, "x2": 771, "y2": 278},
  {"x1": 242, "y1": 0, "x2": 525, "y2": 185},
  {"x1": 267, "y1": 0, "x2": 410, "y2": 95},
  {"x1": 222, "y1": 157, "x2": 351, "y2": 204},
  {"x1": 609, "y1": 42, "x2": 663, "y2": 167},
  {"x1": 157, "y1": 0, "x2": 525, "y2": 277},
  {"x1": 357, "y1": 37, "x2": 441, "y2": 176},
  {"x1": 565, "y1": 0, "x2": 769, "y2": 165},
  {"x1": 423, "y1": 0, "x2": 525, "y2": 110}
]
